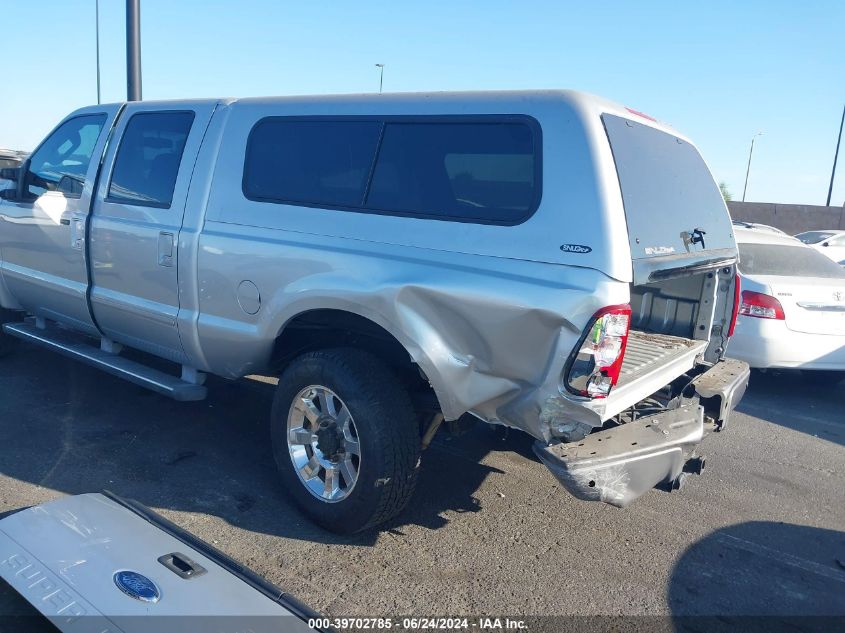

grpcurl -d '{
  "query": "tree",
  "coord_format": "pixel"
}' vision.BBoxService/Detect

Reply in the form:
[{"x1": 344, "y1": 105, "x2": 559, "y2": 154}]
[{"x1": 719, "y1": 182, "x2": 733, "y2": 202}]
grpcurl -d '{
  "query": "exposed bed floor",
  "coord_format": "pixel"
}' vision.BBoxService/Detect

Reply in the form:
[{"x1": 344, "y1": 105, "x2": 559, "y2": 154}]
[{"x1": 616, "y1": 330, "x2": 707, "y2": 388}]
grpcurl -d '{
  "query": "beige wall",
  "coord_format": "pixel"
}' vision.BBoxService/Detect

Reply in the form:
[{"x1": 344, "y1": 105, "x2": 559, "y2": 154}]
[{"x1": 727, "y1": 201, "x2": 845, "y2": 234}]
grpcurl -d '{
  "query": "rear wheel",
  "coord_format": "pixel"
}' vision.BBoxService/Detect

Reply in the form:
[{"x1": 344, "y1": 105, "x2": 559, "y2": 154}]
[{"x1": 271, "y1": 348, "x2": 420, "y2": 533}]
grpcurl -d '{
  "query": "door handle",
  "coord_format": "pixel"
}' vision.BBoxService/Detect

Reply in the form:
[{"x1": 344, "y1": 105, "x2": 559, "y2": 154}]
[
  {"x1": 157, "y1": 552, "x2": 206, "y2": 579},
  {"x1": 60, "y1": 219, "x2": 70, "y2": 226},
  {"x1": 70, "y1": 215, "x2": 86, "y2": 250},
  {"x1": 158, "y1": 231, "x2": 174, "y2": 267}
]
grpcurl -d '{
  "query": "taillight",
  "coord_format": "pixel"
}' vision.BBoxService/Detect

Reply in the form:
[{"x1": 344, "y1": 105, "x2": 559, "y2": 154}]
[
  {"x1": 728, "y1": 275, "x2": 742, "y2": 337},
  {"x1": 565, "y1": 304, "x2": 631, "y2": 399},
  {"x1": 739, "y1": 290, "x2": 785, "y2": 320}
]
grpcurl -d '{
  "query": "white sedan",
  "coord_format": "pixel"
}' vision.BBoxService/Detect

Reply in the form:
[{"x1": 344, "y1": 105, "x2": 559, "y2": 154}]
[
  {"x1": 729, "y1": 227, "x2": 845, "y2": 384},
  {"x1": 795, "y1": 229, "x2": 845, "y2": 263}
]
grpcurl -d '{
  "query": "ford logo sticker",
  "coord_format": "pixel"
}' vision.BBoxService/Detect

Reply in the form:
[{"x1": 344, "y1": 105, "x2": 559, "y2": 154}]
[
  {"x1": 560, "y1": 243, "x2": 592, "y2": 254},
  {"x1": 114, "y1": 570, "x2": 161, "y2": 603}
]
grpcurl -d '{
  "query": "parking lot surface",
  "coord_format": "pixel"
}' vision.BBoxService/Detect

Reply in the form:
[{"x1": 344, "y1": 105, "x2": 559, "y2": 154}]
[{"x1": 1, "y1": 343, "x2": 843, "y2": 620}]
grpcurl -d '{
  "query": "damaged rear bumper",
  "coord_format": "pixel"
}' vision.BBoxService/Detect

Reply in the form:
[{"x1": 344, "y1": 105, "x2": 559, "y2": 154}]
[{"x1": 533, "y1": 358, "x2": 750, "y2": 508}]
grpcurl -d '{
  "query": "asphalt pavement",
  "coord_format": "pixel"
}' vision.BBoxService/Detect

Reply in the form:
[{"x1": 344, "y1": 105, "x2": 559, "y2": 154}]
[{"x1": 0, "y1": 343, "x2": 843, "y2": 623}]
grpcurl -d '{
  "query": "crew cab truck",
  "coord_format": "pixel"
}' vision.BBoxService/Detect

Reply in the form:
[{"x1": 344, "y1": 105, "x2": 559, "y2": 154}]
[{"x1": 0, "y1": 91, "x2": 749, "y2": 533}]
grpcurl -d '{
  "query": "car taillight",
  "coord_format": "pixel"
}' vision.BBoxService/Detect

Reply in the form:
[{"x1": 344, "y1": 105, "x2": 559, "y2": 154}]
[
  {"x1": 739, "y1": 290, "x2": 785, "y2": 320},
  {"x1": 565, "y1": 304, "x2": 631, "y2": 399},
  {"x1": 728, "y1": 275, "x2": 742, "y2": 337}
]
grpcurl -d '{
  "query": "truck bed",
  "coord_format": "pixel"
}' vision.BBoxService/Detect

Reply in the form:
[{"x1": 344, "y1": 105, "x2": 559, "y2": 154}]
[{"x1": 604, "y1": 331, "x2": 708, "y2": 419}]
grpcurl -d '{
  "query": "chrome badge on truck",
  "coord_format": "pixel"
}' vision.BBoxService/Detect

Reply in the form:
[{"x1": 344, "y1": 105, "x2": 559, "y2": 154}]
[
  {"x1": 113, "y1": 570, "x2": 161, "y2": 603},
  {"x1": 560, "y1": 243, "x2": 592, "y2": 253}
]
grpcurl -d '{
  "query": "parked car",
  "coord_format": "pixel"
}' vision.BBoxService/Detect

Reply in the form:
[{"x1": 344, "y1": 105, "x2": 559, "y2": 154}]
[
  {"x1": 795, "y1": 229, "x2": 845, "y2": 263},
  {"x1": 0, "y1": 91, "x2": 749, "y2": 532},
  {"x1": 732, "y1": 220, "x2": 787, "y2": 235},
  {"x1": 0, "y1": 148, "x2": 27, "y2": 169},
  {"x1": 0, "y1": 149, "x2": 27, "y2": 192},
  {"x1": 730, "y1": 226, "x2": 845, "y2": 384}
]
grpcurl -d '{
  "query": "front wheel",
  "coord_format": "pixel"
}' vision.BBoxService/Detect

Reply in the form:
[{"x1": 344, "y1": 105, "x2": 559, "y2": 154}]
[{"x1": 271, "y1": 348, "x2": 421, "y2": 533}]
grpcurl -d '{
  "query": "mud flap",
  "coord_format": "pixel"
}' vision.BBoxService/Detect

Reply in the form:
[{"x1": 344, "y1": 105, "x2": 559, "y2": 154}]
[{"x1": 0, "y1": 493, "x2": 327, "y2": 633}]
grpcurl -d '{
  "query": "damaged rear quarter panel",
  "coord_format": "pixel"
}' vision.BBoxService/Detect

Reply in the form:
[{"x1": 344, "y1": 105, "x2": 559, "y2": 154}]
[{"x1": 196, "y1": 228, "x2": 627, "y2": 440}]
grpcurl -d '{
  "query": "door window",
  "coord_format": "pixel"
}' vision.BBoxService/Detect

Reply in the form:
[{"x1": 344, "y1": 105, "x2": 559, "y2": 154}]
[
  {"x1": 107, "y1": 111, "x2": 195, "y2": 208},
  {"x1": 26, "y1": 114, "x2": 107, "y2": 198}
]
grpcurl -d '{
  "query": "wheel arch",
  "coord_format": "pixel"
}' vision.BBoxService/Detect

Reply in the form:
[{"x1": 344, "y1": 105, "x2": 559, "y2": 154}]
[{"x1": 270, "y1": 305, "x2": 456, "y2": 418}]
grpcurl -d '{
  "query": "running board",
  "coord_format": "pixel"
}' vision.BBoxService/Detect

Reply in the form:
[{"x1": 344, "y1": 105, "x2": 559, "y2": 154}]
[{"x1": 2, "y1": 321, "x2": 207, "y2": 402}]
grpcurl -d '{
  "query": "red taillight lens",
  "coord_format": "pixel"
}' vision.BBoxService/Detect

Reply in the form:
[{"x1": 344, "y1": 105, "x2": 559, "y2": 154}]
[
  {"x1": 739, "y1": 290, "x2": 785, "y2": 320},
  {"x1": 565, "y1": 304, "x2": 632, "y2": 399},
  {"x1": 728, "y1": 275, "x2": 742, "y2": 337}
]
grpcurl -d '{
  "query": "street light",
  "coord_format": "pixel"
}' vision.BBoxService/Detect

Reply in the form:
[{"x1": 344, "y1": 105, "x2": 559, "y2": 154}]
[
  {"x1": 374, "y1": 63, "x2": 384, "y2": 94},
  {"x1": 742, "y1": 132, "x2": 763, "y2": 202}
]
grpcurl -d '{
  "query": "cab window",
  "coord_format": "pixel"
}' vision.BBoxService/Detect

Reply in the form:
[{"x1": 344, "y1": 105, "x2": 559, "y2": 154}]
[
  {"x1": 107, "y1": 111, "x2": 195, "y2": 208},
  {"x1": 26, "y1": 114, "x2": 107, "y2": 198}
]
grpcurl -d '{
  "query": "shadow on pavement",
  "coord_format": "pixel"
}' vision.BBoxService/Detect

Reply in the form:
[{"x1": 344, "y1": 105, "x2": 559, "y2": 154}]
[
  {"x1": 668, "y1": 521, "x2": 845, "y2": 631},
  {"x1": 0, "y1": 346, "x2": 529, "y2": 547},
  {"x1": 734, "y1": 369, "x2": 845, "y2": 447}
]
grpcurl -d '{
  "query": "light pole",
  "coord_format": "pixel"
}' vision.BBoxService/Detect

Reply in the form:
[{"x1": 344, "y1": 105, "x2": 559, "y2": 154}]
[
  {"x1": 375, "y1": 63, "x2": 384, "y2": 94},
  {"x1": 742, "y1": 132, "x2": 763, "y2": 202},
  {"x1": 825, "y1": 105, "x2": 844, "y2": 207},
  {"x1": 95, "y1": 0, "x2": 101, "y2": 104},
  {"x1": 126, "y1": 0, "x2": 142, "y2": 101}
]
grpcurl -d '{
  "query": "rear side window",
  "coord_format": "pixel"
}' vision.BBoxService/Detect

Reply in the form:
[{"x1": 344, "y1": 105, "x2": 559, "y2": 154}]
[
  {"x1": 244, "y1": 120, "x2": 381, "y2": 207},
  {"x1": 107, "y1": 111, "x2": 195, "y2": 208},
  {"x1": 367, "y1": 122, "x2": 537, "y2": 223},
  {"x1": 242, "y1": 116, "x2": 541, "y2": 224},
  {"x1": 738, "y1": 244, "x2": 845, "y2": 278}
]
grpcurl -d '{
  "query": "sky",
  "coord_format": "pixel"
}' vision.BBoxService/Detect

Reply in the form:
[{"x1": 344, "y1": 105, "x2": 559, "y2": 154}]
[{"x1": 2, "y1": 0, "x2": 843, "y2": 206}]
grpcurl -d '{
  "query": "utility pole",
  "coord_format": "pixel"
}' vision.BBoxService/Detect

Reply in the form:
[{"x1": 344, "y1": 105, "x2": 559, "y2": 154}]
[
  {"x1": 126, "y1": 0, "x2": 142, "y2": 101},
  {"x1": 375, "y1": 64, "x2": 384, "y2": 94},
  {"x1": 826, "y1": 105, "x2": 844, "y2": 207},
  {"x1": 742, "y1": 132, "x2": 763, "y2": 202},
  {"x1": 95, "y1": 0, "x2": 101, "y2": 104}
]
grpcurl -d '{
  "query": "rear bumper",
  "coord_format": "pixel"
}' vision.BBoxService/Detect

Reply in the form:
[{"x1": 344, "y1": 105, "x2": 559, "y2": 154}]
[{"x1": 534, "y1": 358, "x2": 749, "y2": 508}]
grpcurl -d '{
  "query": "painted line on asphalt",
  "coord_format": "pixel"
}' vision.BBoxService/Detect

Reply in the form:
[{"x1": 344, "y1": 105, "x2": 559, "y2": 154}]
[
  {"x1": 737, "y1": 403, "x2": 844, "y2": 429},
  {"x1": 716, "y1": 533, "x2": 845, "y2": 584}
]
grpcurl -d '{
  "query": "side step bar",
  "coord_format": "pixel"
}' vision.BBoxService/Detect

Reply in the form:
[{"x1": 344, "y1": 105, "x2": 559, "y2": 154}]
[{"x1": 2, "y1": 321, "x2": 207, "y2": 402}]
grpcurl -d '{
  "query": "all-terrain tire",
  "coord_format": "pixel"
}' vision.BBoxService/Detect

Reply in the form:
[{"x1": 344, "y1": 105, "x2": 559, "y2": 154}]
[{"x1": 271, "y1": 348, "x2": 421, "y2": 534}]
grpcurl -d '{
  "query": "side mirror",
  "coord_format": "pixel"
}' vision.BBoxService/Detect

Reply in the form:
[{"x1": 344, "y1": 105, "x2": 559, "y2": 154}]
[{"x1": 822, "y1": 241, "x2": 830, "y2": 247}]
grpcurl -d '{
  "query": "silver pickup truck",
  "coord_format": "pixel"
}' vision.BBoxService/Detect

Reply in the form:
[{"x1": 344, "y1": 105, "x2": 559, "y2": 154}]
[{"x1": 0, "y1": 90, "x2": 749, "y2": 533}]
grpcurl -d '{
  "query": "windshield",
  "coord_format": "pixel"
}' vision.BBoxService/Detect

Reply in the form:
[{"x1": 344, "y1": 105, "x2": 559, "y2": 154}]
[
  {"x1": 738, "y1": 243, "x2": 845, "y2": 278},
  {"x1": 795, "y1": 231, "x2": 838, "y2": 245}
]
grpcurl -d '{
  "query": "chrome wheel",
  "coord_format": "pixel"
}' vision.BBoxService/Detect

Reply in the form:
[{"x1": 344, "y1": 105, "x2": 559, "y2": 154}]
[{"x1": 286, "y1": 385, "x2": 361, "y2": 503}]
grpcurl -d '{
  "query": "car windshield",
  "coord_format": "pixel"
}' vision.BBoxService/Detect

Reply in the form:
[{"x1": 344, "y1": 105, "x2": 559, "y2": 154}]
[
  {"x1": 738, "y1": 243, "x2": 845, "y2": 278},
  {"x1": 795, "y1": 230, "x2": 838, "y2": 245}
]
